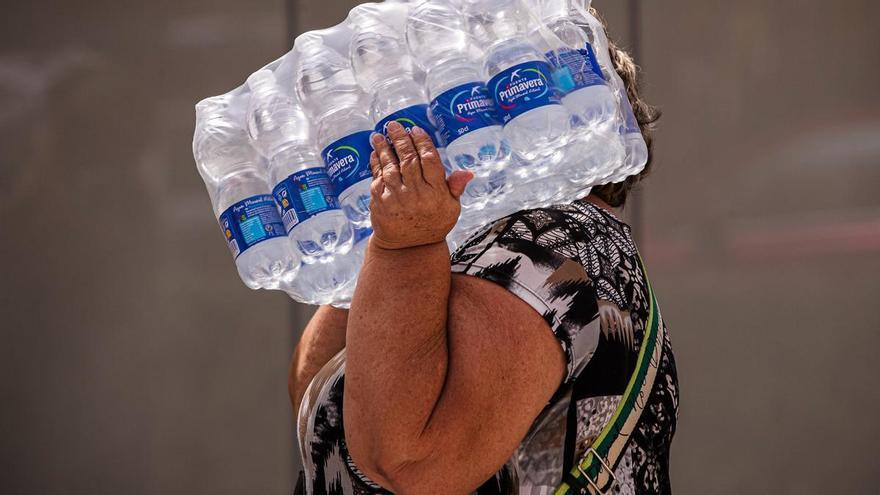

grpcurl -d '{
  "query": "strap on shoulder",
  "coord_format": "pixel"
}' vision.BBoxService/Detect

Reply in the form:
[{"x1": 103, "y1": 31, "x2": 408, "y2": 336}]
[{"x1": 554, "y1": 254, "x2": 664, "y2": 495}]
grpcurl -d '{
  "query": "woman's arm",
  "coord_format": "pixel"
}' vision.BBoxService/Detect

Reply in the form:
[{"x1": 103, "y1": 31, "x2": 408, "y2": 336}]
[
  {"x1": 288, "y1": 305, "x2": 348, "y2": 416},
  {"x1": 344, "y1": 123, "x2": 566, "y2": 494}
]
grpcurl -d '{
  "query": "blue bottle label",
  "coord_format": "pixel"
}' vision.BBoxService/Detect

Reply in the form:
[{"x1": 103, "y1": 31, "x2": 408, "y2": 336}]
[
  {"x1": 322, "y1": 131, "x2": 374, "y2": 195},
  {"x1": 429, "y1": 82, "x2": 501, "y2": 147},
  {"x1": 218, "y1": 194, "x2": 286, "y2": 259},
  {"x1": 545, "y1": 43, "x2": 606, "y2": 94},
  {"x1": 488, "y1": 60, "x2": 561, "y2": 125},
  {"x1": 353, "y1": 226, "x2": 373, "y2": 244},
  {"x1": 272, "y1": 168, "x2": 340, "y2": 234},
  {"x1": 375, "y1": 104, "x2": 441, "y2": 147}
]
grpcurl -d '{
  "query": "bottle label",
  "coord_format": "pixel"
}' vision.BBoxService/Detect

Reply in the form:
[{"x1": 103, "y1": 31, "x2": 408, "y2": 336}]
[
  {"x1": 272, "y1": 168, "x2": 340, "y2": 234},
  {"x1": 429, "y1": 82, "x2": 501, "y2": 146},
  {"x1": 488, "y1": 60, "x2": 561, "y2": 124},
  {"x1": 545, "y1": 43, "x2": 606, "y2": 94},
  {"x1": 353, "y1": 226, "x2": 373, "y2": 244},
  {"x1": 218, "y1": 194, "x2": 286, "y2": 259},
  {"x1": 375, "y1": 104, "x2": 441, "y2": 147},
  {"x1": 322, "y1": 131, "x2": 374, "y2": 195}
]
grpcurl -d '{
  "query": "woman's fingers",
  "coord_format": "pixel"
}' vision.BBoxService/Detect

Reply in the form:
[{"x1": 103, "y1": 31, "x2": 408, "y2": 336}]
[
  {"x1": 368, "y1": 151, "x2": 385, "y2": 198},
  {"x1": 371, "y1": 132, "x2": 402, "y2": 190},
  {"x1": 369, "y1": 149, "x2": 381, "y2": 180},
  {"x1": 410, "y1": 126, "x2": 448, "y2": 189},
  {"x1": 446, "y1": 170, "x2": 474, "y2": 200},
  {"x1": 385, "y1": 121, "x2": 423, "y2": 187}
]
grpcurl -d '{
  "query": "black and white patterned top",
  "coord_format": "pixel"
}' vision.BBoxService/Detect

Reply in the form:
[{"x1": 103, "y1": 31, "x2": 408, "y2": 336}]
[{"x1": 294, "y1": 200, "x2": 679, "y2": 495}]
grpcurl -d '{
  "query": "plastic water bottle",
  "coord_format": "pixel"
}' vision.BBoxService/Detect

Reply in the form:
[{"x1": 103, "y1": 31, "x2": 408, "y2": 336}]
[
  {"x1": 461, "y1": 0, "x2": 572, "y2": 164},
  {"x1": 406, "y1": 0, "x2": 510, "y2": 211},
  {"x1": 349, "y1": 9, "x2": 443, "y2": 152},
  {"x1": 615, "y1": 94, "x2": 648, "y2": 180},
  {"x1": 246, "y1": 69, "x2": 353, "y2": 268},
  {"x1": 536, "y1": 0, "x2": 617, "y2": 130},
  {"x1": 530, "y1": 0, "x2": 625, "y2": 186},
  {"x1": 326, "y1": 226, "x2": 373, "y2": 309},
  {"x1": 579, "y1": 10, "x2": 648, "y2": 182},
  {"x1": 459, "y1": 0, "x2": 573, "y2": 208},
  {"x1": 295, "y1": 39, "x2": 374, "y2": 230},
  {"x1": 194, "y1": 95, "x2": 300, "y2": 290}
]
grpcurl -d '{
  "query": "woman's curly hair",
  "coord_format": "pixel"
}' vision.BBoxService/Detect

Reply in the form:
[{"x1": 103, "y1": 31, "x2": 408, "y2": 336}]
[{"x1": 589, "y1": 8, "x2": 662, "y2": 207}]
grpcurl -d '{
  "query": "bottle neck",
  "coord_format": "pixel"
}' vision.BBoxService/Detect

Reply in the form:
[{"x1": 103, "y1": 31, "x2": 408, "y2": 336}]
[
  {"x1": 208, "y1": 162, "x2": 265, "y2": 200},
  {"x1": 267, "y1": 144, "x2": 320, "y2": 182},
  {"x1": 541, "y1": 13, "x2": 566, "y2": 24},
  {"x1": 267, "y1": 140, "x2": 316, "y2": 163},
  {"x1": 485, "y1": 31, "x2": 525, "y2": 53},
  {"x1": 425, "y1": 62, "x2": 483, "y2": 96},
  {"x1": 315, "y1": 107, "x2": 373, "y2": 143},
  {"x1": 248, "y1": 79, "x2": 277, "y2": 101},
  {"x1": 315, "y1": 100, "x2": 368, "y2": 121},
  {"x1": 423, "y1": 53, "x2": 474, "y2": 73},
  {"x1": 372, "y1": 76, "x2": 418, "y2": 95}
]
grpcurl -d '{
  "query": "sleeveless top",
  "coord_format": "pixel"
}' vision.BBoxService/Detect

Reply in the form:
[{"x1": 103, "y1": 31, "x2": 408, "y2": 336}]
[{"x1": 294, "y1": 201, "x2": 679, "y2": 495}]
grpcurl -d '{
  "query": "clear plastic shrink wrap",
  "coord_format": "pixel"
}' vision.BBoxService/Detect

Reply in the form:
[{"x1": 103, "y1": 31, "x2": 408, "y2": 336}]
[{"x1": 192, "y1": 0, "x2": 647, "y2": 307}]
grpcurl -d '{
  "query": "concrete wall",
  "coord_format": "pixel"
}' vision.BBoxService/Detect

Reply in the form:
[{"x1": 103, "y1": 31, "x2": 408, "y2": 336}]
[
  {"x1": 1, "y1": 0, "x2": 878, "y2": 493},
  {"x1": 0, "y1": 1, "x2": 296, "y2": 493},
  {"x1": 638, "y1": 1, "x2": 880, "y2": 492}
]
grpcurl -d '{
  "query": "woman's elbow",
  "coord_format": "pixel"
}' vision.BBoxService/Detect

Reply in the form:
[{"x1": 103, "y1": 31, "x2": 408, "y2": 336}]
[
  {"x1": 347, "y1": 438, "x2": 479, "y2": 494},
  {"x1": 346, "y1": 440, "x2": 406, "y2": 492},
  {"x1": 345, "y1": 432, "x2": 435, "y2": 494}
]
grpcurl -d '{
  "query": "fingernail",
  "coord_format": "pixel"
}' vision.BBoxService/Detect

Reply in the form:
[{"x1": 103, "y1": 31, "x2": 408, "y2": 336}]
[
  {"x1": 411, "y1": 125, "x2": 426, "y2": 136},
  {"x1": 370, "y1": 133, "x2": 383, "y2": 146},
  {"x1": 387, "y1": 121, "x2": 403, "y2": 132}
]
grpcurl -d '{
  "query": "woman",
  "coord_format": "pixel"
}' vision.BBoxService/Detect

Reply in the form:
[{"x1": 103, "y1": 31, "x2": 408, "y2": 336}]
[{"x1": 289, "y1": 14, "x2": 678, "y2": 495}]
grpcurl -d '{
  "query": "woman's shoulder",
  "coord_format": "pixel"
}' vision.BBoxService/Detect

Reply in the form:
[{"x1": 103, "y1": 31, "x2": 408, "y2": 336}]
[
  {"x1": 451, "y1": 203, "x2": 606, "y2": 388},
  {"x1": 452, "y1": 200, "x2": 630, "y2": 264}
]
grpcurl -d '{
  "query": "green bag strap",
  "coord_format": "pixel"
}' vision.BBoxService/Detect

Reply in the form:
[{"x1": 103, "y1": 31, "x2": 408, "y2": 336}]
[{"x1": 555, "y1": 255, "x2": 665, "y2": 495}]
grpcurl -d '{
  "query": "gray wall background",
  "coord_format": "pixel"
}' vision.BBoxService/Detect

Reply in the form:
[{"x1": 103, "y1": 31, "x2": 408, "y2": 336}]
[{"x1": 1, "y1": 0, "x2": 878, "y2": 493}]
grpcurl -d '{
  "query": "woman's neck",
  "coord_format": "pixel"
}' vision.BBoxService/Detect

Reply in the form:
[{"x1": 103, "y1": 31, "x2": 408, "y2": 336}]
[{"x1": 583, "y1": 193, "x2": 619, "y2": 215}]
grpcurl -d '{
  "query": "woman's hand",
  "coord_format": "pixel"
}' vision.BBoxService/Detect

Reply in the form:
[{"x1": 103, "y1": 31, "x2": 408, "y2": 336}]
[{"x1": 368, "y1": 121, "x2": 473, "y2": 250}]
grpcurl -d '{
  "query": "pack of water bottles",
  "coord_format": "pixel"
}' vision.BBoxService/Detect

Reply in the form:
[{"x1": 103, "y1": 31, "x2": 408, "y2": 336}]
[{"x1": 192, "y1": 0, "x2": 647, "y2": 307}]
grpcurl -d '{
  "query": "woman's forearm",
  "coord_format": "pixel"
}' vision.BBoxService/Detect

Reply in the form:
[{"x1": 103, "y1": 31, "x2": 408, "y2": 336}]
[
  {"x1": 289, "y1": 305, "x2": 348, "y2": 416},
  {"x1": 345, "y1": 240, "x2": 452, "y2": 477}
]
